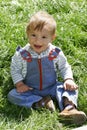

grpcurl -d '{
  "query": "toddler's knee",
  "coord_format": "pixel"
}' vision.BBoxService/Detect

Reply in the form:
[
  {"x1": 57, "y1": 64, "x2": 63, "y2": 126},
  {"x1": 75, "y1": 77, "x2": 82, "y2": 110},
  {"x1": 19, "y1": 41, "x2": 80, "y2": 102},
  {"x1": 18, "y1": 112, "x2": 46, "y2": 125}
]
[{"x1": 7, "y1": 89, "x2": 17, "y2": 100}]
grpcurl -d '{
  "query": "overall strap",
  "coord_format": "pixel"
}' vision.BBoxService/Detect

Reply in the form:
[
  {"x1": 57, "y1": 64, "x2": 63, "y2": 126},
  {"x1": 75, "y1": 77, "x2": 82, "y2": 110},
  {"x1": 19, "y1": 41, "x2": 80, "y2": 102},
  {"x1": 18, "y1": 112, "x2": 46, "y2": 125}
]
[
  {"x1": 16, "y1": 46, "x2": 32, "y2": 62},
  {"x1": 48, "y1": 48, "x2": 60, "y2": 60}
]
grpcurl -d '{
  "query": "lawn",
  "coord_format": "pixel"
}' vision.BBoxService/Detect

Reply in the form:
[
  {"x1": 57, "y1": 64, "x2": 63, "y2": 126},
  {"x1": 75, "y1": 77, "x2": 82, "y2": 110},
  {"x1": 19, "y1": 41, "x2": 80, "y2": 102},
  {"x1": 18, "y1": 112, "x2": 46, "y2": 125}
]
[{"x1": 0, "y1": 0, "x2": 87, "y2": 129}]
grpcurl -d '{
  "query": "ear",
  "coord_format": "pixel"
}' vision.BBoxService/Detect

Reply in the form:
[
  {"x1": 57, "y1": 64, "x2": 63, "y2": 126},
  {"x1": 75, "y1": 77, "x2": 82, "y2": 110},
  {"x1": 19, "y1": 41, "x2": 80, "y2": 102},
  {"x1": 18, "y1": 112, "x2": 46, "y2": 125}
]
[{"x1": 52, "y1": 34, "x2": 56, "y2": 41}]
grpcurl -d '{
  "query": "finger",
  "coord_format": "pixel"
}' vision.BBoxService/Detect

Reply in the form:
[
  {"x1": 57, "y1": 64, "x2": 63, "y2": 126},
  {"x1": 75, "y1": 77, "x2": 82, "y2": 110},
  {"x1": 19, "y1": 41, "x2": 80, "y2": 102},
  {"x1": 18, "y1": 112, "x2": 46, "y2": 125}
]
[
  {"x1": 17, "y1": 89, "x2": 23, "y2": 93},
  {"x1": 28, "y1": 87, "x2": 33, "y2": 90},
  {"x1": 74, "y1": 85, "x2": 78, "y2": 90},
  {"x1": 63, "y1": 83, "x2": 67, "y2": 90},
  {"x1": 64, "y1": 82, "x2": 71, "y2": 91},
  {"x1": 69, "y1": 86, "x2": 75, "y2": 91},
  {"x1": 70, "y1": 85, "x2": 78, "y2": 91}
]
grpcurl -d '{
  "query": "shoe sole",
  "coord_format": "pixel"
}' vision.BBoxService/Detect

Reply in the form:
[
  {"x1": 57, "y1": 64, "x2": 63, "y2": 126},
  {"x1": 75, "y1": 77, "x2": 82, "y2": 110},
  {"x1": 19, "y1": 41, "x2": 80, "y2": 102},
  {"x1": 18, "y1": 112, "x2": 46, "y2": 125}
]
[
  {"x1": 59, "y1": 112, "x2": 87, "y2": 126},
  {"x1": 70, "y1": 113, "x2": 87, "y2": 125}
]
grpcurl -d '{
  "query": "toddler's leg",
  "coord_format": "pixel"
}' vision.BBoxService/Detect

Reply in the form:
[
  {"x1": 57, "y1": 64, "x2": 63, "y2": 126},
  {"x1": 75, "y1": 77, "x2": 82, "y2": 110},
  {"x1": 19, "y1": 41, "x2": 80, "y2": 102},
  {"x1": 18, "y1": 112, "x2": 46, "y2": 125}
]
[
  {"x1": 62, "y1": 89, "x2": 78, "y2": 109},
  {"x1": 56, "y1": 82, "x2": 78, "y2": 110},
  {"x1": 7, "y1": 89, "x2": 42, "y2": 108},
  {"x1": 56, "y1": 84, "x2": 87, "y2": 125}
]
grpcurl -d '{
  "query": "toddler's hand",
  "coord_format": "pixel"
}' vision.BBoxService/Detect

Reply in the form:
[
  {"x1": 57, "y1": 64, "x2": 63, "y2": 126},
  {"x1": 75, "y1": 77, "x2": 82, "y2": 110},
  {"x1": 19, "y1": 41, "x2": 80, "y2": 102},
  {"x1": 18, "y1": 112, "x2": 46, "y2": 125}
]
[
  {"x1": 63, "y1": 79, "x2": 78, "y2": 91},
  {"x1": 16, "y1": 81, "x2": 33, "y2": 93}
]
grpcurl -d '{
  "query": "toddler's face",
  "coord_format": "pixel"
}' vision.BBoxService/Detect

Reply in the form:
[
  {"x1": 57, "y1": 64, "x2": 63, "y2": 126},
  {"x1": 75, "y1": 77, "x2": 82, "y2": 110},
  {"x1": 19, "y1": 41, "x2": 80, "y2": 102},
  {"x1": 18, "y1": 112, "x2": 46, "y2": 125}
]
[{"x1": 28, "y1": 26, "x2": 55, "y2": 54}]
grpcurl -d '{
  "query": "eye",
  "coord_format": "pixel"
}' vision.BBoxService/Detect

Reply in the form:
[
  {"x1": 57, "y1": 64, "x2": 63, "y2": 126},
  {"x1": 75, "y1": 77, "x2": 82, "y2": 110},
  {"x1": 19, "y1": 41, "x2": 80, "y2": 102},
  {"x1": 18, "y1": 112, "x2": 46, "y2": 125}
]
[
  {"x1": 42, "y1": 36, "x2": 46, "y2": 39},
  {"x1": 31, "y1": 34, "x2": 36, "y2": 37}
]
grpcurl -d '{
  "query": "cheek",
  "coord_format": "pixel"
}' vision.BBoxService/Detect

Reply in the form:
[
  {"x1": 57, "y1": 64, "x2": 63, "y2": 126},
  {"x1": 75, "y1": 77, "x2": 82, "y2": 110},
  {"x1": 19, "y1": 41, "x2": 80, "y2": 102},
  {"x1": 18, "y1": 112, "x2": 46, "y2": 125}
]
[
  {"x1": 44, "y1": 39, "x2": 51, "y2": 44},
  {"x1": 43, "y1": 42, "x2": 50, "y2": 48},
  {"x1": 29, "y1": 38, "x2": 35, "y2": 43}
]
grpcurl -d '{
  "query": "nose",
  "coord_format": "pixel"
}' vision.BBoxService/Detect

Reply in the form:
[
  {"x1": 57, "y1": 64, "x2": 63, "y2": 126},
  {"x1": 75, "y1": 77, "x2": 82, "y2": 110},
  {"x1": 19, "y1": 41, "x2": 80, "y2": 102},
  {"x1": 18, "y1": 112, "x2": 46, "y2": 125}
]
[{"x1": 36, "y1": 37, "x2": 41, "y2": 45}]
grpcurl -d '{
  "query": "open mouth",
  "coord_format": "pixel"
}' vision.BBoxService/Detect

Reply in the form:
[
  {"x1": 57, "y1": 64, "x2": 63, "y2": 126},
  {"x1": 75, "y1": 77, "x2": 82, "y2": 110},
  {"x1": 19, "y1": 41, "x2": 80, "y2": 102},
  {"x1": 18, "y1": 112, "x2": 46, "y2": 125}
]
[{"x1": 34, "y1": 45, "x2": 42, "y2": 49}]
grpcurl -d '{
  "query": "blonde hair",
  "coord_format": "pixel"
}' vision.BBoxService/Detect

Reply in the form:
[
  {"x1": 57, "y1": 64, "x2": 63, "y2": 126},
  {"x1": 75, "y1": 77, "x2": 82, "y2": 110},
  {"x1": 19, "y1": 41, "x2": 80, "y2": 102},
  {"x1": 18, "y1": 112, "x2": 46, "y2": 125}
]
[{"x1": 26, "y1": 11, "x2": 56, "y2": 36}]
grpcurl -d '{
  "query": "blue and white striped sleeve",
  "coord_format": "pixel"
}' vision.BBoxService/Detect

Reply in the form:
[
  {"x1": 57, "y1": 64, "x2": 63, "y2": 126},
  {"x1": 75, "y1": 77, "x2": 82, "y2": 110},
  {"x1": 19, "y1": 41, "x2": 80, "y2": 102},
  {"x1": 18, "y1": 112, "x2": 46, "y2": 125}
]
[
  {"x1": 57, "y1": 51, "x2": 73, "y2": 80},
  {"x1": 10, "y1": 51, "x2": 24, "y2": 84}
]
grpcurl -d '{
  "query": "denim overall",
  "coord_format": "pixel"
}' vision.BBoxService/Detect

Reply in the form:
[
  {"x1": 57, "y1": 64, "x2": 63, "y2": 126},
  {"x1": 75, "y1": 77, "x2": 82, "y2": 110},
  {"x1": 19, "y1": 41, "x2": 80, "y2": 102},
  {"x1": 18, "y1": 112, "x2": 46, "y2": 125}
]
[{"x1": 8, "y1": 48, "x2": 78, "y2": 110}]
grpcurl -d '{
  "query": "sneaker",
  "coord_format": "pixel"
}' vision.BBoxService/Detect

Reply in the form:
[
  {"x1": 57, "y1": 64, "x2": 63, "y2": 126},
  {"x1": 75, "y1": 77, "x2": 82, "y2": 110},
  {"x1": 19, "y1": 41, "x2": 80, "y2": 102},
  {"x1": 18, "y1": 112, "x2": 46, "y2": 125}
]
[
  {"x1": 59, "y1": 108, "x2": 87, "y2": 125},
  {"x1": 32, "y1": 96, "x2": 55, "y2": 112}
]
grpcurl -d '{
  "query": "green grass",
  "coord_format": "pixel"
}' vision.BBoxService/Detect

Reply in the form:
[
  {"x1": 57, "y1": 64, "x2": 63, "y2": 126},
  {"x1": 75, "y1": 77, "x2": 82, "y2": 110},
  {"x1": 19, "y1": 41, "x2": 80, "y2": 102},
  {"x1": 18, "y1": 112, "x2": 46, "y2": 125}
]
[{"x1": 0, "y1": 0, "x2": 87, "y2": 129}]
